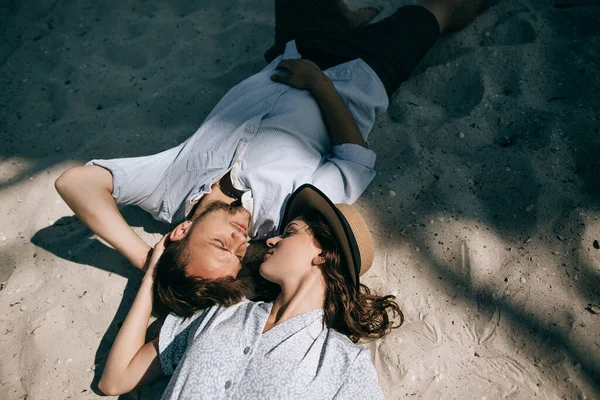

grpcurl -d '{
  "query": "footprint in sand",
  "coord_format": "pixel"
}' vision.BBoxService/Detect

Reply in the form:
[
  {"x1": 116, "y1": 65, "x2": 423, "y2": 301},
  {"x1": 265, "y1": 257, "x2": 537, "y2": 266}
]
[
  {"x1": 406, "y1": 60, "x2": 486, "y2": 120},
  {"x1": 480, "y1": 15, "x2": 537, "y2": 47},
  {"x1": 434, "y1": 64, "x2": 485, "y2": 117},
  {"x1": 391, "y1": 58, "x2": 486, "y2": 131}
]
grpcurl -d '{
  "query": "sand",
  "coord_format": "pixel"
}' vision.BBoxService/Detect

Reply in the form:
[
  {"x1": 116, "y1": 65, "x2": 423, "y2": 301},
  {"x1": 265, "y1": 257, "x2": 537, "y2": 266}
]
[{"x1": 1, "y1": 0, "x2": 599, "y2": 399}]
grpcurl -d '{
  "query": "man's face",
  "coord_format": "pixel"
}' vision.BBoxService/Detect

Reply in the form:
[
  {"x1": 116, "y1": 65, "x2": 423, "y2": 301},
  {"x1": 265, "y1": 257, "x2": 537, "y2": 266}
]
[{"x1": 171, "y1": 201, "x2": 251, "y2": 279}]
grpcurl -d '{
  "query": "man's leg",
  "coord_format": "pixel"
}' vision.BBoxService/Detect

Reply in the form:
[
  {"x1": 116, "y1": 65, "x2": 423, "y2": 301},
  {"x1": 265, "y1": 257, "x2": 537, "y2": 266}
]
[
  {"x1": 334, "y1": 0, "x2": 382, "y2": 29},
  {"x1": 265, "y1": 0, "x2": 381, "y2": 63},
  {"x1": 418, "y1": 0, "x2": 482, "y2": 32},
  {"x1": 352, "y1": 0, "x2": 484, "y2": 95},
  {"x1": 293, "y1": 0, "x2": 483, "y2": 97}
]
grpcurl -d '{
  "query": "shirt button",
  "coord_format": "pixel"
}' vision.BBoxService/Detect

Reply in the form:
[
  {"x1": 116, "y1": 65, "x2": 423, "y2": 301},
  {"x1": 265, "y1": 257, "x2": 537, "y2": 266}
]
[
  {"x1": 225, "y1": 380, "x2": 232, "y2": 390},
  {"x1": 244, "y1": 346, "x2": 252, "y2": 355},
  {"x1": 203, "y1": 153, "x2": 208, "y2": 158},
  {"x1": 249, "y1": 127, "x2": 255, "y2": 133}
]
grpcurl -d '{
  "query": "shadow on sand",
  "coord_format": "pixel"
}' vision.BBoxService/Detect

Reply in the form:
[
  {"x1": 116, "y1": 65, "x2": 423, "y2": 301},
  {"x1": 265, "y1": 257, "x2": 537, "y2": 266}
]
[{"x1": 14, "y1": 0, "x2": 600, "y2": 397}]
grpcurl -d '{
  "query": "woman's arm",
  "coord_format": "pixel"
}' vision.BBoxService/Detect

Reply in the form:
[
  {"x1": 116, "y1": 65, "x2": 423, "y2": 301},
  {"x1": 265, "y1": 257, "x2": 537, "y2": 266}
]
[
  {"x1": 271, "y1": 59, "x2": 366, "y2": 148},
  {"x1": 97, "y1": 236, "x2": 167, "y2": 396},
  {"x1": 55, "y1": 165, "x2": 152, "y2": 269}
]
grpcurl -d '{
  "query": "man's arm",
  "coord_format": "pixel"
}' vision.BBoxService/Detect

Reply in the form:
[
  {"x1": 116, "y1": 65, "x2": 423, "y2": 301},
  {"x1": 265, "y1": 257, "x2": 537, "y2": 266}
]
[
  {"x1": 55, "y1": 165, "x2": 151, "y2": 269},
  {"x1": 309, "y1": 73, "x2": 367, "y2": 148},
  {"x1": 271, "y1": 59, "x2": 366, "y2": 148}
]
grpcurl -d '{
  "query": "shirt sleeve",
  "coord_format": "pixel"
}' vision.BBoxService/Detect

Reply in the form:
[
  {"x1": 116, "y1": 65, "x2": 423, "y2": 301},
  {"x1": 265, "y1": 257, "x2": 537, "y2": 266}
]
[
  {"x1": 310, "y1": 143, "x2": 376, "y2": 204},
  {"x1": 86, "y1": 143, "x2": 184, "y2": 222},
  {"x1": 334, "y1": 348, "x2": 385, "y2": 400},
  {"x1": 158, "y1": 310, "x2": 210, "y2": 376}
]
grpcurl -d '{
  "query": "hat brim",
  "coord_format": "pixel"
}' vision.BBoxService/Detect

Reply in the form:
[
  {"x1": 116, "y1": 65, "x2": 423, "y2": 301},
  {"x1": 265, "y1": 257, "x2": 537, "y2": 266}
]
[{"x1": 281, "y1": 184, "x2": 360, "y2": 288}]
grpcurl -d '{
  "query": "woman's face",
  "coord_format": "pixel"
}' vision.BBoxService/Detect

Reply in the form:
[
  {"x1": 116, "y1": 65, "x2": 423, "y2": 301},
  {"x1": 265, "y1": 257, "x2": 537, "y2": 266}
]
[{"x1": 260, "y1": 218, "x2": 323, "y2": 284}]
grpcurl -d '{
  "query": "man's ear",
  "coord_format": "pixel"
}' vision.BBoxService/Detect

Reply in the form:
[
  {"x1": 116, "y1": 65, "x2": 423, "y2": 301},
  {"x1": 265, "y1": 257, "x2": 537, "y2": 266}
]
[
  {"x1": 170, "y1": 220, "x2": 193, "y2": 242},
  {"x1": 312, "y1": 254, "x2": 326, "y2": 266}
]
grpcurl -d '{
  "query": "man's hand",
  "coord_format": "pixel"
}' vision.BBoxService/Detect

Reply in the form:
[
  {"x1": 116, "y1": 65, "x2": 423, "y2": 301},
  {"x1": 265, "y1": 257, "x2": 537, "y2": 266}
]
[
  {"x1": 271, "y1": 59, "x2": 330, "y2": 92},
  {"x1": 271, "y1": 59, "x2": 366, "y2": 148}
]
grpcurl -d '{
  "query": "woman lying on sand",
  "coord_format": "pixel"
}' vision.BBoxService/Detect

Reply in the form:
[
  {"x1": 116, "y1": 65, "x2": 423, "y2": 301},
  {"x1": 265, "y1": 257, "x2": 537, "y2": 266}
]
[{"x1": 98, "y1": 184, "x2": 402, "y2": 399}]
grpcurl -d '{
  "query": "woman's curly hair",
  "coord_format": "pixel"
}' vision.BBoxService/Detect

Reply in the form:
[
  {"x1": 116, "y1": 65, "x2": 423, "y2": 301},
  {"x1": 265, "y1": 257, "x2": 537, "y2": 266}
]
[{"x1": 253, "y1": 210, "x2": 403, "y2": 342}]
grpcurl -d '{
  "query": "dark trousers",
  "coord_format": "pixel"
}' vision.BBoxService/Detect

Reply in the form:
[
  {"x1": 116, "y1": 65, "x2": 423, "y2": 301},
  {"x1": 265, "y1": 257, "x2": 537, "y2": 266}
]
[{"x1": 265, "y1": 0, "x2": 440, "y2": 97}]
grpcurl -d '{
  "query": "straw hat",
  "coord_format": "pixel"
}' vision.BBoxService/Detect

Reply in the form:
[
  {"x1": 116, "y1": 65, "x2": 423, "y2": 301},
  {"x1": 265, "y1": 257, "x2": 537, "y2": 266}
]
[{"x1": 281, "y1": 184, "x2": 374, "y2": 288}]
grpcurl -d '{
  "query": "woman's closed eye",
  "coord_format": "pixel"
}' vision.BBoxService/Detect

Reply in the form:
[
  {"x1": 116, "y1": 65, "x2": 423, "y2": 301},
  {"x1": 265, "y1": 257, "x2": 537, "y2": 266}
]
[
  {"x1": 282, "y1": 221, "x2": 301, "y2": 236},
  {"x1": 281, "y1": 230, "x2": 292, "y2": 238},
  {"x1": 282, "y1": 226, "x2": 299, "y2": 237}
]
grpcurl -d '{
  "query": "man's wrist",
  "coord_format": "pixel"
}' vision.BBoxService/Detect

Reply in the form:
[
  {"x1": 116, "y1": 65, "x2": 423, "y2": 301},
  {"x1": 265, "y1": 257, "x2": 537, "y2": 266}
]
[{"x1": 309, "y1": 74, "x2": 333, "y2": 95}]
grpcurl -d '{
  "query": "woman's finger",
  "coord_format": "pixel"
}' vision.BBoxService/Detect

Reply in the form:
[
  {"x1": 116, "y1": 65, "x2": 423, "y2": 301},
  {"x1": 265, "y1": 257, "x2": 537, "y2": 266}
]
[{"x1": 148, "y1": 234, "x2": 168, "y2": 266}]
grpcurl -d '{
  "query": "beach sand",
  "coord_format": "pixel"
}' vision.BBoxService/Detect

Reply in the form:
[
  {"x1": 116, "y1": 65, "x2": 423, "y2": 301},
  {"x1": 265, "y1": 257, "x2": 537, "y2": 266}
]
[{"x1": 1, "y1": 0, "x2": 599, "y2": 399}]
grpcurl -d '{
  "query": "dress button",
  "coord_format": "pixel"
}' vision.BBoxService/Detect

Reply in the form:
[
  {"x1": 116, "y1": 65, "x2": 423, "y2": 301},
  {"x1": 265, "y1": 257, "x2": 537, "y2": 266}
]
[
  {"x1": 249, "y1": 127, "x2": 255, "y2": 133},
  {"x1": 244, "y1": 346, "x2": 252, "y2": 355},
  {"x1": 225, "y1": 380, "x2": 232, "y2": 390}
]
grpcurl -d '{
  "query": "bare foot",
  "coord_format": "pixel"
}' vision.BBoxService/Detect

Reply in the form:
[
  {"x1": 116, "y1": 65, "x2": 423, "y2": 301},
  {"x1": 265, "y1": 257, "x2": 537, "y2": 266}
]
[
  {"x1": 335, "y1": 0, "x2": 382, "y2": 28},
  {"x1": 342, "y1": 6, "x2": 382, "y2": 28},
  {"x1": 446, "y1": 0, "x2": 483, "y2": 31}
]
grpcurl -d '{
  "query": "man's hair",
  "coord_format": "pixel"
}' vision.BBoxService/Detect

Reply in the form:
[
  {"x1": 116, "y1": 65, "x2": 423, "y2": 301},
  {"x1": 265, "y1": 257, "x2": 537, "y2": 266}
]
[{"x1": 153, "y1": 202, "x2": 248, "y2": 317}]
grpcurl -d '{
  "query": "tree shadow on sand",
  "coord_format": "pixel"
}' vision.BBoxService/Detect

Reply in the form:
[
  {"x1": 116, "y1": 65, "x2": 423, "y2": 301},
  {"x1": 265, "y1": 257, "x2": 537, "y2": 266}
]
[
  {"x1": 20, "y1": 0, "x2": 600, "y2": 398},
  {"x1": 31, "y1": 207, "x2": 173, "y2": 397},
  {"x1": 366, "y1": 0, "x2": 600, "y2": 392}
]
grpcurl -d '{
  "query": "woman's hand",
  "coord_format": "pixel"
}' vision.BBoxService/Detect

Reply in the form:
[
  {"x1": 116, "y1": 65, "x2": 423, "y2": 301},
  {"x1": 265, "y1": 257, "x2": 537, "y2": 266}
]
[
  {"x1": 143, "y1": 234, "x2": 168, "y2": 280},
  {"x1": 271, "y1": 59, "x2": 330, "y2": 92},
  {"x1": 99, "y1": 233, "x2": 167, "y2": 395}
]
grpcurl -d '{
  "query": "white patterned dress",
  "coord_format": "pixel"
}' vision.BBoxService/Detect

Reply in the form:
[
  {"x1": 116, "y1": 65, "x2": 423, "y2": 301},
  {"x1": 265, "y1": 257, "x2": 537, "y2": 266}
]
[{"x1": 159, "y1": 299, "x2": 385, "y2": 399}]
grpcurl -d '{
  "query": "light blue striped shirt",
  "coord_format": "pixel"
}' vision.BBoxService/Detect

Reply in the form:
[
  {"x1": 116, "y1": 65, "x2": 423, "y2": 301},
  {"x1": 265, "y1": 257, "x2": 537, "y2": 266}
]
[{"x1": 89, "y1": 41, "x2": 388, "y2": 238}]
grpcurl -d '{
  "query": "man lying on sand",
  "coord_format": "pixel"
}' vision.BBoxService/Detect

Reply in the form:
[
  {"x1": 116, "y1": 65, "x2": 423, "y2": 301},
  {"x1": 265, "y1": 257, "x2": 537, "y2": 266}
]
[{"x1": 56, "y1": 0, "x2": 481, "y2": 303}]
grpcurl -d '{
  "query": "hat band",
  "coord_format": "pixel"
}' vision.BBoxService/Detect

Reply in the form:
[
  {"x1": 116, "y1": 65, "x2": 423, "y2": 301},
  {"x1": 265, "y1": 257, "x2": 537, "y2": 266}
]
[{"x1": 335, "y1": 208, "x2": 361, "y2": 289}]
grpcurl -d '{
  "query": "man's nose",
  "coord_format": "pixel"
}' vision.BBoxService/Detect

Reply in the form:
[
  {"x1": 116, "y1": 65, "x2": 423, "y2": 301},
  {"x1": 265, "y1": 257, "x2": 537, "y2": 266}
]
[{"x1": 232, "y1": 229, "x2": 247, "y2": 243}]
